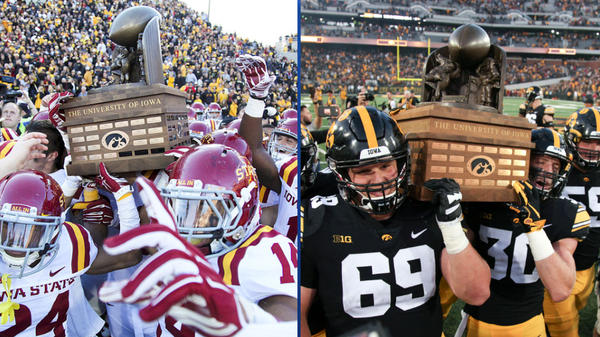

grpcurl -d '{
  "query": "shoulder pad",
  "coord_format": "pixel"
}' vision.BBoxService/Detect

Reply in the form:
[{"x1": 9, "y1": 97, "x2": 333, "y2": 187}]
[
  {"x1": 544, "y1": 105, "x2": 555, "y2": 114},
  {"x1": 301, "y1": 194, "x2": 338, "y2": 240}
]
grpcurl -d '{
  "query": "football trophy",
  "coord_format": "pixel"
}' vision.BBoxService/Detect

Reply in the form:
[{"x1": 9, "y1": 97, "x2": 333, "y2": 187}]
[
  {"x1": 60, "y1": 6, "x2": 190, "y2": 176},
  {"x1": 393, "y1": 24, "x2": 535, "y2": 202}
]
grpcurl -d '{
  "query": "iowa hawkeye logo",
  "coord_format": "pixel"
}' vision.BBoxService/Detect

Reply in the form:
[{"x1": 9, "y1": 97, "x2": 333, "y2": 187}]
[{"x1": 466, "y1": 156, "x2": 495, "y2": 177}]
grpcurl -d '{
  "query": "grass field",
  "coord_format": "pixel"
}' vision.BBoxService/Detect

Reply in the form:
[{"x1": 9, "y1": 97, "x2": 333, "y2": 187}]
[{"x1": 301, "y1": 93, "x2": 598, "y2": 335}]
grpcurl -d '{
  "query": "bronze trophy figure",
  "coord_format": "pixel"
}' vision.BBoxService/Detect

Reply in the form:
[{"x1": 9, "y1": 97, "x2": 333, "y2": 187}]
[
  {"x1": 392, "y1": 24, "x2": 535, "y2": 202},
  {"x1": 60, "y1": 6, "x2": 189, "y2": 176}
]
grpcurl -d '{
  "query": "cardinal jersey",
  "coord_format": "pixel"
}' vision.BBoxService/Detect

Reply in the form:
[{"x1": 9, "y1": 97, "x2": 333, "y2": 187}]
[
  {"x1": 525, "y1": 104, "x2": 555, "y2": 127},
  {"x1": 157, "y1": 225, "x2": 297, "y2": 337},
  {"x1": 563, "y1": 168, "x2": 600, "y2": 271},
  {"x1": 463, "y1": 198, "x2": 589, "y2": 325},
  {"x1": 302, "y1": 195, "x2": 444, "y2": 337},
  {"x1": 258, "y1": 156, "x2": 298, "y2": 242},
  {"x1": 0, "y1": 221, "x2": 103, "y2": 337}
]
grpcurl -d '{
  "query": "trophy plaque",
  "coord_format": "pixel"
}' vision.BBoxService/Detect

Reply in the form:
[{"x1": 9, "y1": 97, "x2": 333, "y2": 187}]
[
  {"x1": 396, "y1": 24, "x2": 535, "y2": 202},
  {"x1": 61, "y1": 6, "x2": 190, "y2": 176}
]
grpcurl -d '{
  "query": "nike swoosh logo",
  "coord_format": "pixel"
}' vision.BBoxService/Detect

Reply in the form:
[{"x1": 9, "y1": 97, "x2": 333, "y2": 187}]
[
  {"x1": 49, "y1": 267, "x2": 65, "y2": 277},
  {"x1": 411, "y1": 228, "x2": 428, "y2": 239}
]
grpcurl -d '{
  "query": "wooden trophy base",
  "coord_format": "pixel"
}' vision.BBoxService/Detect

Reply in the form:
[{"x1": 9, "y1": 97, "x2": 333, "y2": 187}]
[
  {"x1": 61, "y1": 83, "x2": 190, "y2": 176},
  {"x1": 393, "y1": 104, "x2": 535, "y2": 202}
]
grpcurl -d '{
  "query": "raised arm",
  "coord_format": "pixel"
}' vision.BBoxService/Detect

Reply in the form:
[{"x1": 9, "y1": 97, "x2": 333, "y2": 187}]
[{"x1": 236, "y1": 55, "x2": 281, "y2": 193}]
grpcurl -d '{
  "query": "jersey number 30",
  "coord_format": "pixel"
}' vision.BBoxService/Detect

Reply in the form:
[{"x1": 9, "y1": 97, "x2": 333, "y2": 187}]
[{"x1": 341, "y1": 245, "x2": 436, "y2": 318}]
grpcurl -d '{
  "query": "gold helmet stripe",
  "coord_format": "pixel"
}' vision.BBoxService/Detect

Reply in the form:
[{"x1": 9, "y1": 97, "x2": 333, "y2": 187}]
[
  {"x1": 552, "y1": 129, "x2": 560, "y2": 148},
  {"x1": 356, "y1": 106, "x2": 378, "y2": 149},
  {"x1": 594, "y1": 108, "x2": 600, "y2": 133}
]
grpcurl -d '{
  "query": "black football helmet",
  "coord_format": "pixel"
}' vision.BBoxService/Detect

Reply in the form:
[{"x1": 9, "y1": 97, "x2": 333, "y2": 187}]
[
  {"x1": 564, "y1": 107, "x2": 600, "y2": 172},
  {"x1": 526, "y1": 86, "x2": 543, "y2": 103},
  {"x1": 300, "y1": 124, "x2": 318, "y2": 194},
  {"x1": 529, "y1": 128, "x2": 571, "y2": 200},
  {"x1": 326, "y1": 106, "x2": 410, "y2": 214}
]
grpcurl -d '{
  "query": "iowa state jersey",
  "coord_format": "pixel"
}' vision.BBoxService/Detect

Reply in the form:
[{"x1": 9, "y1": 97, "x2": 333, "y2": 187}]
[
  {"x1": 563, "y1": 167, "x2": 600, "y2": 271},
  {"x1": 258, "y1": 156, "x2": 298, "y2": 242},
  {"x1": 463, "y1": 198, "x2": 588, "y2": 325},
  {"x1": 157, "y1": 225, "x2": 297, "y2": 337},
  {"x1": 302, "y1": 195, "x2": 444, "y2": 337},
  {"x1": 0, "y1": 221, "x2": 102, "y2": 337}
]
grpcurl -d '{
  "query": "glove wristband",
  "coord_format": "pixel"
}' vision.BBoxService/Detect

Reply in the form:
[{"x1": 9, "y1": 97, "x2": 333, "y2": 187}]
[
  {"x1": 526, "y1": 230, "x2": 554, "y2": 261},
  {"x1": 61, "y1": 178, "x2": 80, "y2": 198},
  {"x1": 116, "y1": 193, "x2": 140, "y2": 233},
  {"x1": 245, "y1": 98, "x2": 265, "y2": 118},
  {"x1": 437, "y1": 216, "x2": 469, "y2": 255},
  {"x1": 113, "y1": 185, "x2": 133, "y2": 201}
]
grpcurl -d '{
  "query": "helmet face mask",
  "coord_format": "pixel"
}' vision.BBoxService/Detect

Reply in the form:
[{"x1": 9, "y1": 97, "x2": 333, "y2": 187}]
[
  {"x1": 268, "y1": 119, "x2": 298, "y2": 162},
  {"x1": 0, "y1": 171, "x2": 64, "y2": 278},
  {"x1": 207, "y1": 103, "x2": 222, "y2": 121},
  {"x1": 163, "y1": 145, "x2": 260, "y2": 257},
  {"x1": 300, "y1": 124, "x2": 318, "y2": 193},
  {"x1": 326, "y1": 106, "x2": 410, "y2": 215},
  {"x1": 564, "y1": 108, "x2": 600, "y2": 172},
  {"x1": 529, "y1": 128, "x2": 571, "y2": 200}
]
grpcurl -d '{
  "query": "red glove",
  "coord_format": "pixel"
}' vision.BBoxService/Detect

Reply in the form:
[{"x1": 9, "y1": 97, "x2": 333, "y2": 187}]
[
  {"x1": 83, "y1": 197, "x2": 114, "y2": 226},
  {"x1": 98, "y1": 225, "x2": 246, "y2": 337},
  {"x1": 165, "y1": 146, "x2": 193, "y2": 159},
  {"x1": 47, "y1": 92, "x2": 73, "y2": 132},
  {"x1": 96, "y1": 162, "x2": 130, "y2": 196},
  {"x1": 235, "y1": 55, "x2": 276, "y2": 100}
]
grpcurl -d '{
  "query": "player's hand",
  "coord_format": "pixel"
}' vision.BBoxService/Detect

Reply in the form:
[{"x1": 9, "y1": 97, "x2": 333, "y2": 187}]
[
  {"x1": 507, "y1": 180, "x2": 545, "y2": 233},
  {"x1": 424, "y1": 178, "x2": 462, "y2": 223},
  {"x1": 235, "y1": 55, "x2": 276, "y2": 100},
  {"x1": 61, "y1": 174, "x2": 82, "y2": 199},
  {"x1": 165, "y1": 146, "x2": 193, "y2": 159},
  {"x1": 83, "y1": 196, "x2": 114, "y2": 226},
  {"x1": 98, "y1": 225, "x2": 247, "y2": 337},
  {"x1": 135, "y1": 176, "x2": 177, "y2": 231},
  {"x1": 95, "y1": 162, "x2": 131, "y2": 197},
  {"x1": 47, "y1": 92, "x2": 73, "y2": 131}
]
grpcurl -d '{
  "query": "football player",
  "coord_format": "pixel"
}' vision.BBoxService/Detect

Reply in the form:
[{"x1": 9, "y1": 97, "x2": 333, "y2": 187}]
[
  {"x1": 545, "y1": 107, "x2": 600, "y2": 337},
  {"x1": 236, "y1": 55, "x2": 299, "y2": 242},
  {"x1": 524, "y1": 86, "x2": 555, "y2": 127},
  {"x1": 301, "y1": 105, "x2": 491, "y2": 336},
  {"x1": 97, "y1": 145, "x2": 297, "y2": 336},
  {"x1": 462, "y1": 128, "x2": 588, "y2": 336},
  {"x1": 0, "y1": 170, "x2": 142, "y2": 336}
]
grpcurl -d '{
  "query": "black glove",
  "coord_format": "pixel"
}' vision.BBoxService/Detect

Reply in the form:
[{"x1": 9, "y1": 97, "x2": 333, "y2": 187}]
[
  {"x1": 507, "y1": 180, "x2": 545, "y2": 233},
  {"x1": 424, "y1": 178, "x2": 462, "y2": 222}
]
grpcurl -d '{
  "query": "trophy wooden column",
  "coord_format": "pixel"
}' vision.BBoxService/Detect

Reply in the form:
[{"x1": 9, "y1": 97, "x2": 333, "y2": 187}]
[{"x1": 393, "y1": 104, "x2": 535, "y2": 202}]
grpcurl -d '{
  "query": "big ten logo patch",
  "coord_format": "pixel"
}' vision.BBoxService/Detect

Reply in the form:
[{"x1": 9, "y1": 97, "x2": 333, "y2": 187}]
[{"x1": 333, "y1": 235, "x2": 352, "y2": 243}]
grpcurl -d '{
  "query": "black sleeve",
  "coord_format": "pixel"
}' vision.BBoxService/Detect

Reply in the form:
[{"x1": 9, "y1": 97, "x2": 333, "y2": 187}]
[{"x1": 310, "y1": 129, "x2": 329, "y2": 144}]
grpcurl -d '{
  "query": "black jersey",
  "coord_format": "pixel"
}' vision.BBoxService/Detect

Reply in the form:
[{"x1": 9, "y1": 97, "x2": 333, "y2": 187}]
[
  {"x1": 301, "y1": 195, "x2": 444, "y2": 337},
  {"x1": 302, "y1": 169, "x2": 338, "y2": 201},
  {"x1": 564, "y1": 167, "x2": 600, "y2": 271},
  {"x1": 525, "y1": 104, "x2": 555, "y2": 127},
  {"x1": 463, "y1": 197, "x2": 588, "y2": 325}
]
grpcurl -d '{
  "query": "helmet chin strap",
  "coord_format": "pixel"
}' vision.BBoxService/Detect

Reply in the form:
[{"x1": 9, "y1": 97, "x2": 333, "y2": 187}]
[
  {"x1": 0, "y1": 249, "x2": 41, "y2": 271},
  {"x1": 358, "y1": 190, "x2": 397, "y2": 211}
]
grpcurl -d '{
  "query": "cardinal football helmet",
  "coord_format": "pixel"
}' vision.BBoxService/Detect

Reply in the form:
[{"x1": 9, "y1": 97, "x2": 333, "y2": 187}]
[
  {"x1": 189, "y1": 121, "x2": 212, "y2": 144},
  {"x1": 0, "y1": 170, "x2": 64, "y2": 278},
  {"x1": 301, "y1": 124, "x2": 318, "y2": 193},
  {"x1": 207, "y1": 102, "x2": 222, "y2": 121},
  {"x1": 565, "y1": 107, "x2": 600, "y2": 172},
  {"x1": 162, "y1": 145, "x2": 260, "y2": 257},
  {"x1": 526, "y1": 86, "x2": 543, "y2": 103},
  {"x1": 201, "y1": 129, "x2": 252, "y2": 162},
  {"x1": 268, "y1": 118, "x2": 298, "y2": 162},
  {"x1": 281, "y1": 109, "x2": 297, "y2": 121},
  {"x1": 529, "y1": 128, "x2": 571, "y2": 200},
  {"x1": 226, "y1": 119, "x2": 242, "y2": 132},
  {"x1": 326, "y1": 106, "x2": 410, "y2": 214},
  {"x1": 191, "y1": 102, "x2": 205, "y2": 121},
  {"x1": 187, "y1": 107, "x2": 197, "y2": 122}
]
